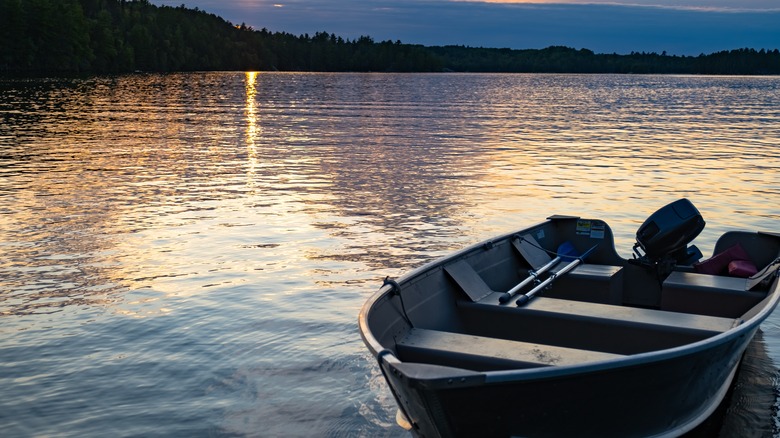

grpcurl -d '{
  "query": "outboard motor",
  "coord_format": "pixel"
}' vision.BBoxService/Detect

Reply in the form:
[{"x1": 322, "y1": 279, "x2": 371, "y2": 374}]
[{"x1": 632, "y1": 198, "x2": 705, "y2": 277}]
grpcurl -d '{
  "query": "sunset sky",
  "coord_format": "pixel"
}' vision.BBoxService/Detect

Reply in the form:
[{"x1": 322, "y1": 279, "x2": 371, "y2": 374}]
[{"x1": 150, "y1": 0, "x2": 780, "y2": 55}]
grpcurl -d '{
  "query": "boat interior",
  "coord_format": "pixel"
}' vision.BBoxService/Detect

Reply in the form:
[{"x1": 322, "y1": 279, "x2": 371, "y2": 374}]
[{"x1": 369, "y1": 201, "x2": 780, "y2": 373}]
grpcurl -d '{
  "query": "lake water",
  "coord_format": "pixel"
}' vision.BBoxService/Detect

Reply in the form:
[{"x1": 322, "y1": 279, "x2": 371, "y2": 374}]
[{"x1": 1, "y1": 72, "x2": 779, "y2": 437}]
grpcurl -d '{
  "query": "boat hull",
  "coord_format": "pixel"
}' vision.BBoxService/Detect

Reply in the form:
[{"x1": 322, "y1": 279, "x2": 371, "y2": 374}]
[
  {"x1": 359, "y1": 212, "x2": 780, "y2": 437},
  {"x1": 377, "y1": 323, "x2": 755, "y2": 437}
]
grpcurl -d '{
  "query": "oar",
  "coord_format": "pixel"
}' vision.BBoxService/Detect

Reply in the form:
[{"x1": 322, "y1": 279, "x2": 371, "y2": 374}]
[
  {"x1": 516, "y1": 243, "x2": 599, "y2": 306},
  {"x1": 498, "y1": 255, "x2": 561, "y2": 303},
  {"x1": 499, "y1": 240, "x2": 577, "y2": 304}
]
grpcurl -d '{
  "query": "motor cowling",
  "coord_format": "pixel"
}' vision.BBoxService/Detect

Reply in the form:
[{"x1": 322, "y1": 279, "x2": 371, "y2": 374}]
[{"x1": 634, "y1": 198, "x2": 705, "y2": 267}]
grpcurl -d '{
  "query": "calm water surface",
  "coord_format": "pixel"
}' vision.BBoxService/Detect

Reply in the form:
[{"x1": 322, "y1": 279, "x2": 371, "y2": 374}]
[{"x1": 1, "y1": 72, "x2": 779, "y2": 436}]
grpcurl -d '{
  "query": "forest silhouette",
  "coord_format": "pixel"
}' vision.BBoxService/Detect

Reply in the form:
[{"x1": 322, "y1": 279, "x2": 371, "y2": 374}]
[{"x1": 2, "y1": 0, "x2": 779, "y2": 75}]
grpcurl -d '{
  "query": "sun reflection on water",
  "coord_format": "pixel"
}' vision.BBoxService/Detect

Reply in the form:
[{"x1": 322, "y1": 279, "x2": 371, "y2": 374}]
[{"x1": 245, "y1": 71, "x2": 259, "y2": 190}]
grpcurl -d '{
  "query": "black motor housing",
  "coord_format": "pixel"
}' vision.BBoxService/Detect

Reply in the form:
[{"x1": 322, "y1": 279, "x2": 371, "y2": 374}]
[{"x1": 635, "y1": 198, "x2": 705, "y2": 262}]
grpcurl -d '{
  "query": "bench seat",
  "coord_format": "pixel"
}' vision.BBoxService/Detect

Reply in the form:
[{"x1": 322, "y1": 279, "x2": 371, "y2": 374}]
[
  {"x1": 548, "y1": 263, "x2": 624, "y2": 304},
  {"x1": 396, "y1": 328, "x2": 624, "y2": 371},
  {"x1": 661, "y1": 271, "x2": 766, "y2": 318},
  {"x1": 509, "y1": 297, "x2": 738, "y2": 333},
  {"x1": 456, "y1": 297, "x2": 739, "y2": 354}
]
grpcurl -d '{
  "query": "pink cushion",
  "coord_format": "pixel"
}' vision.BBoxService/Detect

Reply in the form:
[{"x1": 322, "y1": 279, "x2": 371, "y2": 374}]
[
  {"x1": 728, "y1": 260, "x2": 758, "y2": 278},
  {"x1": 694, "y1": 243, "x2": 751, "y2": 275}
]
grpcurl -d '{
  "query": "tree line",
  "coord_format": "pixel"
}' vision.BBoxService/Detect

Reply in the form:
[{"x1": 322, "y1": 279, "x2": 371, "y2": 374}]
[
  {"x1": 431, "y1": 46, "x2": 780, "y2": 75},
  {"x1": 1, "y1": 0, "x2": 779, "y2": 76}
]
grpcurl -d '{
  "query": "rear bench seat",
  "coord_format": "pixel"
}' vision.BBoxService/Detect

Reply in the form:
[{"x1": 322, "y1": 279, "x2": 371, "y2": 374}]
[
  {"x1": 396, "y1": 328, "x2": 624, "y2": 372},
  {"x1": 661, "y1": 271, "x2": 766, "y2": 318}
]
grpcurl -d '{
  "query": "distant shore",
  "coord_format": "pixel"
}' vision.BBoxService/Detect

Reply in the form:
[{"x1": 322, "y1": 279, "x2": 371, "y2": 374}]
[{"x1": 1, "y1": 0, "x2": 778, "y2": 76}]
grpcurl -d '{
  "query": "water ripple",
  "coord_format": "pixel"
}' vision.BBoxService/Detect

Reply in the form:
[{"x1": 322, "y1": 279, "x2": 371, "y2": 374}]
[{"x1": 1, "y1": 72, "x2": 779, "y2": 436}]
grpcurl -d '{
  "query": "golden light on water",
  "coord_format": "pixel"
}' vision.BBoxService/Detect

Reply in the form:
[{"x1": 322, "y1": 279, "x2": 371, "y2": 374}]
[
  {"x1": 1, "y1": 73, "x2": 778, "y2": 318},
  {"x1": 245, "y1": 71, "x2": 259, "y2": 188}
]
